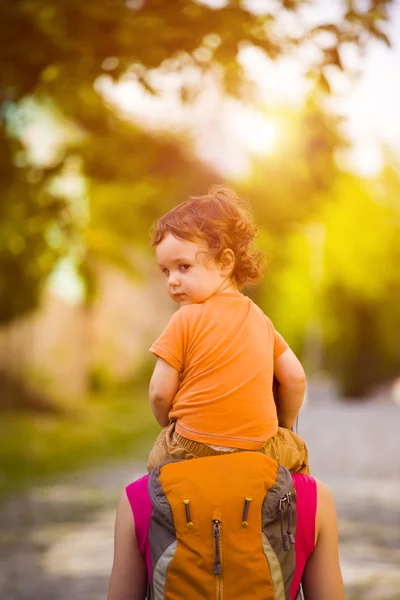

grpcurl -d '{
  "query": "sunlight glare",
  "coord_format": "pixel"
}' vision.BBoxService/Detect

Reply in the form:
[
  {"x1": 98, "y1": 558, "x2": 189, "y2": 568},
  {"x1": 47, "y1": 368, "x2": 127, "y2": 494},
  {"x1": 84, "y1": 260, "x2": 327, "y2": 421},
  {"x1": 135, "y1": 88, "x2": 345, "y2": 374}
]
[{"x1": 229, "y1": 108, "x2": 278, "y2": 156}]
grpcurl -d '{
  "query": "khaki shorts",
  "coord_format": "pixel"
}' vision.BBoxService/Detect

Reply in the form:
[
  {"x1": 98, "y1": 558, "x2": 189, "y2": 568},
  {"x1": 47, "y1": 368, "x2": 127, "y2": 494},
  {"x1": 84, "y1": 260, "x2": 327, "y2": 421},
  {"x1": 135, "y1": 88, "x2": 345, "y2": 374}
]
[{"x1": 148, "y1": 421, "x2": 309, "y2": 475}]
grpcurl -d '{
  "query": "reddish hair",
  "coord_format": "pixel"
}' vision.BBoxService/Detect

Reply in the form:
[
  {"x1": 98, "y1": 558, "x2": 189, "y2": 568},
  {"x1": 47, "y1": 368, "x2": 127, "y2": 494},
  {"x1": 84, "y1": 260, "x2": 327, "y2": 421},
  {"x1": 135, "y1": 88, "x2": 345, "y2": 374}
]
[{"x1": 151, "y1": 185, "x2": 265, "y2": 288}]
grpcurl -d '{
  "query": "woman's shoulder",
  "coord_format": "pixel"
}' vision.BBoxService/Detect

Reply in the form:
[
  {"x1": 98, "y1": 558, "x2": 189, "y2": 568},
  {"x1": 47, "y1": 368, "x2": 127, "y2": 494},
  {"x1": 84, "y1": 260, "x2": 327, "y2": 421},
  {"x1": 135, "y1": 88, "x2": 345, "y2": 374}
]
[
  {"x1": 314, "y1": 479, "x2": 337, "y2": 531},
  {"x1": 293, "y1": 475, "x2": 336, "y2": 528},
  {"x1": 315, "y1": 479, "x2": 335, "y2": 500}
]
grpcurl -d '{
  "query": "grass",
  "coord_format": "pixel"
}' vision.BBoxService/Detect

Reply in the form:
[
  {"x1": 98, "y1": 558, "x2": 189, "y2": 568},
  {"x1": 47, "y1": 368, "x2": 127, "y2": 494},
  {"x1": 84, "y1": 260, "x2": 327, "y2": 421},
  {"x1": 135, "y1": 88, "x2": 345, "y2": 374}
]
[{"x1": 0, "y1": 387, "x2": 160, "y2": 499}]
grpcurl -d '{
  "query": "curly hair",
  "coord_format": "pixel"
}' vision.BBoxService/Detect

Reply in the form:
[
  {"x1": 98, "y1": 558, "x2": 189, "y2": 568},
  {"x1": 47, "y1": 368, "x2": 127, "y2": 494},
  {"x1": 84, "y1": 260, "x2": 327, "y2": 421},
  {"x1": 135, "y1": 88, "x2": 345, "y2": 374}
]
[{"x1": 151, "y1": 185, "x2": 265, "y2": 288}]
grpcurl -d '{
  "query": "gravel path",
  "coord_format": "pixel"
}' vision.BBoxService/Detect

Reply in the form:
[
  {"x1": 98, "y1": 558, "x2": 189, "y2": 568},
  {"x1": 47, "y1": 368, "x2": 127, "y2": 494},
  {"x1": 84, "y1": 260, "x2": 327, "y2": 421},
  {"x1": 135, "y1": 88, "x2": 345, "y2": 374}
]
[{"x1": 1, "y1": 397, "x2": 399, "y2": 599}]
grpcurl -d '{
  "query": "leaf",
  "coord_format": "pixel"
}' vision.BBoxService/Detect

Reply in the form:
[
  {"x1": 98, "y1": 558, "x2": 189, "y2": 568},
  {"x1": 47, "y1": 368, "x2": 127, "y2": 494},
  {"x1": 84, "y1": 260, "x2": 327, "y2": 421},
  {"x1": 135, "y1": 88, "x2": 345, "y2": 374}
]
[
  {"x1": 344, "y1": 9, "x2": 360, "y2": 22},
  {"x1": 305, "y1": 69, "x2": 331, "y2": 94},
  {"x1": 367, "y1": 6, "x2": 388, "y2": 22},
  {"x1": 318, "y1": 71, "x2": 332, "y2": 93},
  {"x1": 138, "y1": 76, "x2": 157, "y2": 96},
  {"x1": 372, "y1": 0, "x2": 393, "y2": 6},
  {"x1": 310, "y1": 23, "x2": 340, "y2": 37},
  {"x1": 370, "y1": 25, "x2": 391, "y2": 46},
  {"x1": 324, "y1": 47, "x2": 343, "y2": 69}
]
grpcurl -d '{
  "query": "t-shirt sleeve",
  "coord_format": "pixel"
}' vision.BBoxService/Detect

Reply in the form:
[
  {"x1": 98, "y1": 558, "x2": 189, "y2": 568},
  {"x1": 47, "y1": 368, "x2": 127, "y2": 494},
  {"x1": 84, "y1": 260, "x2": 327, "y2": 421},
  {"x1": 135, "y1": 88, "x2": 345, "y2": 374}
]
[
  {"x1": 274, "y1": 329, "x2": 289, "y2": 359},
  {"x1": 262, "y1": 313, "x2": 289, "y2": 359},
  {"x1": 149, "y1": 309, "x2": 188, "y2": 372}
]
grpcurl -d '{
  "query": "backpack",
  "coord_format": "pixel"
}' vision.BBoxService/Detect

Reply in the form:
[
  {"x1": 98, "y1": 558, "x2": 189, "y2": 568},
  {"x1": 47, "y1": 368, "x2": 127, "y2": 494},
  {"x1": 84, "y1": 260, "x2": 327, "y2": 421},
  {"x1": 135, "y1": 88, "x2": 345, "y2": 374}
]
[{"x1": 147, "y1": 451, "x2": 300, "y2": 599}]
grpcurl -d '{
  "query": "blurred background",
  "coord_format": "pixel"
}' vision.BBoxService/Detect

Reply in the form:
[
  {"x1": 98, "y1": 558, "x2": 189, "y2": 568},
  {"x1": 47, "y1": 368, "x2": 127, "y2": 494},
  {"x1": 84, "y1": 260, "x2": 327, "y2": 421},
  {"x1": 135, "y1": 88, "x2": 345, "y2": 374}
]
[{"x1": 0, "y1": 0, "x2": 399, "y2": 598}]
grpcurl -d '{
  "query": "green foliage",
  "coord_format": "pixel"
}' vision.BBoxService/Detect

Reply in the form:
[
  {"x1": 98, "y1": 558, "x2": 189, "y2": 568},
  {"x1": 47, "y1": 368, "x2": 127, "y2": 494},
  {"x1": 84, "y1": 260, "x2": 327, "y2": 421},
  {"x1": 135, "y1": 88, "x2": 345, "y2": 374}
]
[
  {"x1": 241, "y1": 98, "x2": 342, "y2": 358},
  {"x1": 1, "y1": 0, "x2": 393, "y2": 103},
  {"x1": 320, "y1": 172, "x2": 400, "y2": 396},
  {"x1": 0, "y1": 130, "x2": 73, "y2": 322},
  {"x1": 0, "y1": 390, "x2": 159, "y2": 498},
  {"x1": 258, "y1": 169, "x2": 400, "y2": 397},
  {"x1": 86, "y1": 134, "x2": 219, "y2": 247}
]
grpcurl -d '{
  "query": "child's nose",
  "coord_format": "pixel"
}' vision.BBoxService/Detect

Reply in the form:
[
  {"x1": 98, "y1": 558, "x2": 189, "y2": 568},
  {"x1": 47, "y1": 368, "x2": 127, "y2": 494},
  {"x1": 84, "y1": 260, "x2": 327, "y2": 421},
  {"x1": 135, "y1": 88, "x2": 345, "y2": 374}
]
[{"x1": 168, "y1": 272, "x2": 179, "y2": 287}]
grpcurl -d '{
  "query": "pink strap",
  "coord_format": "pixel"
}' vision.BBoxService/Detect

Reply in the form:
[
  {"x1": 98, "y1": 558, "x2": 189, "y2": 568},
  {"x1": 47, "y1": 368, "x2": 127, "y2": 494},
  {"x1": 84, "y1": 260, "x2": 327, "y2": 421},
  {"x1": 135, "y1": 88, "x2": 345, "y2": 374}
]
[
  {"x1": 126, "y1": 474, "x2": 152, "y2": 577},
  {"x1": 291, "y1": 473, "x2": 317, "y2": 599}
]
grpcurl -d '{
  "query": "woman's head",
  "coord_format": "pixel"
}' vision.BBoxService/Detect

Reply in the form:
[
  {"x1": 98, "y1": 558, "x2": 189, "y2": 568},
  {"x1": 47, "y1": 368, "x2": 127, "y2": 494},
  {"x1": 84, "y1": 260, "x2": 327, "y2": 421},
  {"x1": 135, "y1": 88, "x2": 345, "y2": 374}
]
[{"x1": 151, "y1": 185, "x2": 264, "y2": 303}]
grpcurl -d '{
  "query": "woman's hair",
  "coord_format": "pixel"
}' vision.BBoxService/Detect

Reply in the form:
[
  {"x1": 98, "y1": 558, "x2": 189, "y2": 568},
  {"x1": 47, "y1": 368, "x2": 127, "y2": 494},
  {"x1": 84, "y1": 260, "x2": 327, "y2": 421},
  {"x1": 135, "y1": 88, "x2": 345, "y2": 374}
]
[{"x1": 151, "y1": 185, "x2": 265, "y2": 288}]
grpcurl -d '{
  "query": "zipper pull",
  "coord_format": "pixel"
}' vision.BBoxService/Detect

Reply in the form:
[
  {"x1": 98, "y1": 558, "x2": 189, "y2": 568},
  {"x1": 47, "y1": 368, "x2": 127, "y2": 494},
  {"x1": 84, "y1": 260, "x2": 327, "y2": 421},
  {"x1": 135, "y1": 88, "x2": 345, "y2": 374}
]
[
  {"x1": 241, "y1": 497, "x2": 252, "y2": 527},
  {"x1": 183, "y1": 499, "x2": 195, "y2": 530},
  {"x1": 279, "y1": 495, "x2": 289, "y2": 552},
  {"x1": 287, "y1": 492, "x2": 295, "y2": 545},
  {"x1": 212, "y1": 520, "x2": 221, "y2": 574}
]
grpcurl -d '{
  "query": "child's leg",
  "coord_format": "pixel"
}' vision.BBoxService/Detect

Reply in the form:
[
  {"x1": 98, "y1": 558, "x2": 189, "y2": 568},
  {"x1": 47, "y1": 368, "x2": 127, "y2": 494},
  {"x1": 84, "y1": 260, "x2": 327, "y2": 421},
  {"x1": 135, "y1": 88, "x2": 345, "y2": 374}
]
[
  {"x1": 148, "y1": 421, "x2": 205, "y2": 471},
  {"x1": 262, "y1": 427, "x2": 310, "y2": 474}
]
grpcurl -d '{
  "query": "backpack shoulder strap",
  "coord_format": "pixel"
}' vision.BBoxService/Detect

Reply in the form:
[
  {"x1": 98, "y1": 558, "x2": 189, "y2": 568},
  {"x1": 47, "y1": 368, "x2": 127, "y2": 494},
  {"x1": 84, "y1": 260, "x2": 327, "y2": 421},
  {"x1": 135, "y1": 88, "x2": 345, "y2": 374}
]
[
  {"x1": 291, "y1": 474, "x2": 317, "y2": 598},
  {"x1": 126, "y1": 474, "x2": 152, "y2": 573}
]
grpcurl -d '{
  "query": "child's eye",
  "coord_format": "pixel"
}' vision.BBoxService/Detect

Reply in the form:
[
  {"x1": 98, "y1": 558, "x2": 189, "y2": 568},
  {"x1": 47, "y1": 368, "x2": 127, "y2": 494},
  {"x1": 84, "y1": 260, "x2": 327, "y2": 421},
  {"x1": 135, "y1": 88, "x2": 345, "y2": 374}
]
[
  {"x1": 179, "y1": 264, "x2": 190, "y2": 272},
  {"x1": 160, "y1": 267, "x2": 169, "y2": 277}
]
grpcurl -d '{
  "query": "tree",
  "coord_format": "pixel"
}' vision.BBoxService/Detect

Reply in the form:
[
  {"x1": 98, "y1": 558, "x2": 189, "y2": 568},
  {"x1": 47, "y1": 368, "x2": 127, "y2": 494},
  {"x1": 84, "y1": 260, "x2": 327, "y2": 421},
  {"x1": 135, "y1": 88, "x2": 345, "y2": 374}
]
[
  {"x1": 0, "y1": 0, "x2": 394, "y2": 322},
  {"x1": 321, "y1": 170, "x2": 400, "y2": 396},
  {"x1": 260, "y1": 168, "x2": 400, "y2": 397}
]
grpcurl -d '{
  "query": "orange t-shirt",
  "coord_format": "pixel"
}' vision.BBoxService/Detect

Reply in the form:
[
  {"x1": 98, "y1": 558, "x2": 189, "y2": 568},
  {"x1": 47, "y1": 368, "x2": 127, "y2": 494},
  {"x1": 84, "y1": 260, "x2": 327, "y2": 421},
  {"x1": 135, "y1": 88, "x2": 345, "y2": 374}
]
[{"x1": 150, "y1": 292, "x2": 288, "y2": 450}]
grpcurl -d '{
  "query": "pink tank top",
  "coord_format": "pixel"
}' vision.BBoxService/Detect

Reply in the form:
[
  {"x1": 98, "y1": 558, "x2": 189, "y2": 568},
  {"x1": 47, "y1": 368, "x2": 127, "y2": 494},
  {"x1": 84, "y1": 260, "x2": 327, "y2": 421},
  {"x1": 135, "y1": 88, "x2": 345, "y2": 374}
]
[
  {"x1": 291, "y1": 473, "x2": 317, "y2": 598},
  {"x1": 126, "y1": 472, "x2": 316, "y2": 599},
  {"x1": 126, "y1": 475, "x2": 153, "y2": 577}
]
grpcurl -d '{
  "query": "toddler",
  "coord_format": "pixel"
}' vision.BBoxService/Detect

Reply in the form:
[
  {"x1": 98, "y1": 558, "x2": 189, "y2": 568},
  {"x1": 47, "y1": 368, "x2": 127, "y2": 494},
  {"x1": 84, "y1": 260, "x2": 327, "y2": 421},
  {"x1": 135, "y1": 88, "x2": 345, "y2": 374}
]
[{"x1": 147, "y1": 185, "x2": 309, "y2": 474}]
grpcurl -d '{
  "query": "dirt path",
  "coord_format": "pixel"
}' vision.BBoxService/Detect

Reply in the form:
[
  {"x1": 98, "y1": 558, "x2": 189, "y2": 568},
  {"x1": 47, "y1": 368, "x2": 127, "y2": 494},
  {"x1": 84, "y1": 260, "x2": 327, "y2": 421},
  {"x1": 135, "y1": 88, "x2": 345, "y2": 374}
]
[
  {"x1": 301, "y1": 396, "x2": 400, "y2": 600},
  {"x1": 0, "y1": 460, "x2": 145, "y2": 600},
  {"x1": 1, "y1": 397, "x2": 399, "y2": 599}
]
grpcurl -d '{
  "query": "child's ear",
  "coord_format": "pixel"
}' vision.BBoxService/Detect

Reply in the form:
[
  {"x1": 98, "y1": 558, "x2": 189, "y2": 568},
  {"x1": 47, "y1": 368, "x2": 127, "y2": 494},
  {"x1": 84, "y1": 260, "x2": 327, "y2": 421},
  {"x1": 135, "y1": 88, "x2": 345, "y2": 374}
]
[{"x1": 220, "y1": 249, "x2": 235, "y2": 275}]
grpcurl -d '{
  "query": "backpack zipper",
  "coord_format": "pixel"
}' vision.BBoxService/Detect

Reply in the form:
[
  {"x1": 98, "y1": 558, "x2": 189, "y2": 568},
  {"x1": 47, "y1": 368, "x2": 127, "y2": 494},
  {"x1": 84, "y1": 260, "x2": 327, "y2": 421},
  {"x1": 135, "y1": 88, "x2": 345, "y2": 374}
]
[
  {"x1": 213, "y1": 520, "x2": 221, "y2": 574},
  {"x1": 183, "y1": 498, "x2": 195, "y2": 530},
  {"x1": 241, "y1": 497, "x2": 252, "y2": 527},
  {"x1": 279, "y1": 492, "x2": 295, "y2": 551},
  {"x1": 287, "y1": 492, "x2": 295, "y2": 545},
  {"x1": 212, "y1": 519, "x2": 223, "y2": 599}
]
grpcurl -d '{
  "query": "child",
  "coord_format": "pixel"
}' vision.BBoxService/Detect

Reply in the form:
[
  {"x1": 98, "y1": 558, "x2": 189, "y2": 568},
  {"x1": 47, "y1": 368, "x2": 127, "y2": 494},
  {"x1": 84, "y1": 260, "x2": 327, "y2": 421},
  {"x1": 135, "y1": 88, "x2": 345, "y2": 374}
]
[{"x1": 147, "y1": 185, "x2": 309, "y2": 474}]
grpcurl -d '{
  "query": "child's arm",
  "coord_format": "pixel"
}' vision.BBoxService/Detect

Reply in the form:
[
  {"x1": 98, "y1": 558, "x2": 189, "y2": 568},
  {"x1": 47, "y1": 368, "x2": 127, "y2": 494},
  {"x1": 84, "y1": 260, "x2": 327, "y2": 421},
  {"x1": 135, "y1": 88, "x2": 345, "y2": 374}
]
[
  {"x1": 149, "y1": 357, "x2": 180, "y2": 427},
  {"x1": 274, "y1": 348, "x2": 306, "y2": 429}
]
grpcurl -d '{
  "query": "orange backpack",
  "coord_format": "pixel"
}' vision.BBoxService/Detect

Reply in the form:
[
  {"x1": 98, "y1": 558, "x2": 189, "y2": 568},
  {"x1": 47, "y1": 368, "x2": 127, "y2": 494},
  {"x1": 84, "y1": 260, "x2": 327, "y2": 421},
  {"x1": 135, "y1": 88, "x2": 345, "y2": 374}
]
[{"x1": 148, "y1": 451, "x2": 299, "y2": 599}]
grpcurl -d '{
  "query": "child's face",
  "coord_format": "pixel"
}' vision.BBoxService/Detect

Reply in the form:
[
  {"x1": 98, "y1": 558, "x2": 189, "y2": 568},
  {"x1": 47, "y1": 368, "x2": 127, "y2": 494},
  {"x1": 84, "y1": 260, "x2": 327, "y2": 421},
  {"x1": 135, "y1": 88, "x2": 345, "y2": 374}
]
[{"x1": 156, "y1": 233, "x2": 230, "y2": 305}]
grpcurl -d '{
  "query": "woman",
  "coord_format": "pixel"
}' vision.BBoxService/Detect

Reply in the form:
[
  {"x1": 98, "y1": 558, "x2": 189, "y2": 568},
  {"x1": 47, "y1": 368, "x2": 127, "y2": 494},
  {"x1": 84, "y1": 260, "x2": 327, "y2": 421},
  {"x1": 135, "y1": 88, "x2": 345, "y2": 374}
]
[{"x1": 108, "y1": 470, "x2": 345, "y2": 600}]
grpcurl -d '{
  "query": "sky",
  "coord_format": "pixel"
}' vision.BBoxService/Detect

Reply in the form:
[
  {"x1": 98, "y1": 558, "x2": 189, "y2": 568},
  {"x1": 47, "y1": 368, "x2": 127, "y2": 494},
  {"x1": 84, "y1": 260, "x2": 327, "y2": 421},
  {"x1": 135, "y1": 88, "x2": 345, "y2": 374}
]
[{"x1": 332, "y1": 0, "x2": 400, "y2": 174}]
